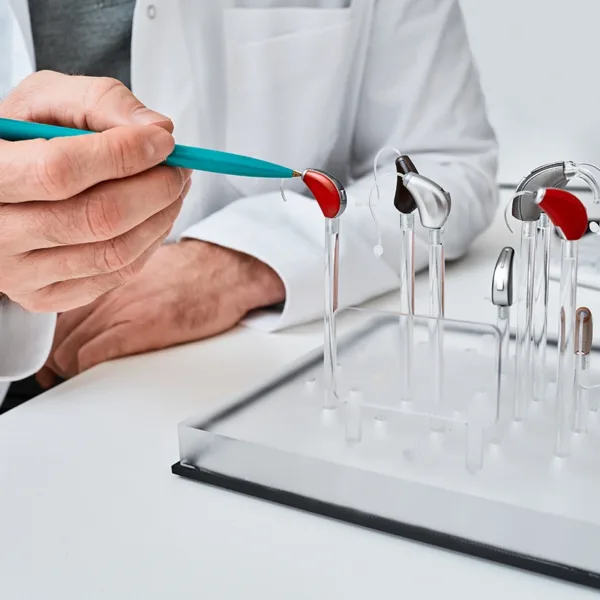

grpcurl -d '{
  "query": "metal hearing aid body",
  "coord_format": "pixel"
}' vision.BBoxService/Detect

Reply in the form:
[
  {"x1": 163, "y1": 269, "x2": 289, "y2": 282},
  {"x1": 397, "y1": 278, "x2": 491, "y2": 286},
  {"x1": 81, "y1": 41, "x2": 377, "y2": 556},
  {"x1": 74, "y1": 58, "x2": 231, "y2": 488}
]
[
  {"x1": 403, "y1": 172, "x2": 451, "y2": 230},
  {"x1": 512, "y1": 161, "x2": 569, "y2": 221},
  {"x1": 492, "y1": 247, "x2": 515, "y2": 309},
  {"x1": 492, "y1": 247, "x2": 515, "y2": 372}
]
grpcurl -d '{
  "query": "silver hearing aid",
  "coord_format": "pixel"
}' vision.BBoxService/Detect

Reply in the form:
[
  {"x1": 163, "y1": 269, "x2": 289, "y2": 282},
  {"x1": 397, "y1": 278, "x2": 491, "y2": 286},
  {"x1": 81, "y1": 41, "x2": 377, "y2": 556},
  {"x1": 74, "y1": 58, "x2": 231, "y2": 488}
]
[
  {"x1": 512, "y1": 161, "x2": 569, "y2": 222},
  {"x1": 492, "y1": 247, "x2": 515, "y2": 309},
  {"x1": 402, "y1": 172, "x2": 451, "y2": 229}
]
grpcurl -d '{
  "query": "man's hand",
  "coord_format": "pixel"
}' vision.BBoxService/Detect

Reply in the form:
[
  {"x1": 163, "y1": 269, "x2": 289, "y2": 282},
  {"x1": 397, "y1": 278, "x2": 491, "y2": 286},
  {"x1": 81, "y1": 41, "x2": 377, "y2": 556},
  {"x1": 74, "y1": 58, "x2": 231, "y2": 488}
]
[
  {"x1": 37, "y1": 240, "x2": 285, "y2": 384},
  {"x1": 0, "y1": 70, "x2": 191, "y2": 312}
]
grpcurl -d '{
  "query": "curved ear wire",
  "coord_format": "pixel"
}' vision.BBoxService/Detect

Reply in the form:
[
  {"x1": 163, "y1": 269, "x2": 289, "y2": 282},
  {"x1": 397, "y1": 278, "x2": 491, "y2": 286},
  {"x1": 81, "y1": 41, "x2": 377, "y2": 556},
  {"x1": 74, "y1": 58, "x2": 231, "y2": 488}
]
[
  {"x1": 568, "y1": 162, "x2": 600, "y2": 204},
  {"x1": 367, "y1": 171, "x2": 407, "y2": 256},
  {"x1": 280, "y1": 178, "x2": 290, "y2": 203},
  {"x1": 372, "y1": 147, "x2": 402, "y2": 204}
]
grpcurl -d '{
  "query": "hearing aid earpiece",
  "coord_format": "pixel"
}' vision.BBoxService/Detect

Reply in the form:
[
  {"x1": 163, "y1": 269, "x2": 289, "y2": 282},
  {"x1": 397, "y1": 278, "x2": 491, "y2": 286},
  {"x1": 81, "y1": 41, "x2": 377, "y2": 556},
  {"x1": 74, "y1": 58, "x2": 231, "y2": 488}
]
[
  {"x1": 301, "y1": 169, "x2": 347, "y2": 219},
  {"x1": 512, "y1": 161, "x2": 569, "y2": 222},
  {"x1": 402, "y1": 172, "x2": 451, "y2": 229},
  {"x1": 393, "y1": 155, "x2": 419, "y2": 214},
  {"x1": 492, "y1": 247, "x2": 515, "y2": 308},
  {"x1": 534, "y1": 188, "x2": 588, "y2": 241}
]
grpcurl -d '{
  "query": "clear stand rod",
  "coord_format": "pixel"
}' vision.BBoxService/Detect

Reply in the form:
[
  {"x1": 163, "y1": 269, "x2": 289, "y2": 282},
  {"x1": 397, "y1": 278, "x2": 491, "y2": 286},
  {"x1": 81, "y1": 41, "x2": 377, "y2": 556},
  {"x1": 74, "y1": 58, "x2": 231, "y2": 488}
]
[
  {"x1": 429, "y1": 228, "x2": 445, "y2": 431},
  {"x1": 533, "y1": 213, "x2": 551, "y2": 401},
  {"x1": 574, "y1": 354, "x2": 590, "y2": 434},
  {"x1": 555, "y1": 239, "x2": 578, "y2": 457},
  {"x1": 497, "y1": 306, "x2": 510, "y2": 372},
  {"x1": 399, "y1": 212, "x2": 415, "y2": 403},
  {"x1": 574, "y1": 307, "x2": 593, "y2": 434},
  {"x1": 513, "y1": 221, "x2": 536, "y2": 422},
  {"x1": 324, "y1": 217, "x2": 340, "y2": 410}
]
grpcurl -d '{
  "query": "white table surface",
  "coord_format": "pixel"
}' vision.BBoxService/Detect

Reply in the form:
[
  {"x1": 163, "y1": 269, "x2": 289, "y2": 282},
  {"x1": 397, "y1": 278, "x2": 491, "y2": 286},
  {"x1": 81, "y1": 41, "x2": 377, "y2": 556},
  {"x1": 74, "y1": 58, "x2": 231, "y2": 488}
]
[{"x1": 1, "y1": 191, "x2": 599, "y2": 599}]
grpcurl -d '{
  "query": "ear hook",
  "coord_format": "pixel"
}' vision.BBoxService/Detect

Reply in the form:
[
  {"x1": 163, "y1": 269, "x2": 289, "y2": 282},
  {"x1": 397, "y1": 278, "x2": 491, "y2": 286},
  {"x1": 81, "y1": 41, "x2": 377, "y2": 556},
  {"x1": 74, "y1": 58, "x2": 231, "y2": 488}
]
[
  {"x1": 367, "y1": 171, "x2": 407, "y2": 256},
  {"x1": 568, "y1": 162, "x2": 600, "y2": 204},
  {"x1": 280, "y1": 178, "x2": 290, "y2": 203},
  {"x1": 372, "y1": 146, "x2": 402, "y2": 204},
  {"x1": 504, "y1": 191, "x2": 535, "y2": 234}
]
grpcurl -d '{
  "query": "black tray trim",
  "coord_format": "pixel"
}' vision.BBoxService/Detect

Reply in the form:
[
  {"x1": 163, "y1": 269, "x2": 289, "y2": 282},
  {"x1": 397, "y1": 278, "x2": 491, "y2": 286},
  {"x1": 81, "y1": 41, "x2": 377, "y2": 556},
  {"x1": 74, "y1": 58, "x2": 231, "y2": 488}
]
[{"x1": 172, "y1": 461, "x2": 599, "y2": 591}]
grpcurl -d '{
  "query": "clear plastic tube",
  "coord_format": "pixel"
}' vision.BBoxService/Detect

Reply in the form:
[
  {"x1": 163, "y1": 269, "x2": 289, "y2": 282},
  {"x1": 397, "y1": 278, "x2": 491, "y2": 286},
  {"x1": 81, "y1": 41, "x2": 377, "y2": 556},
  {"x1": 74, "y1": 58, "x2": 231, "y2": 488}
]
[
  {"x1": 399, "y1": 212, "x2": 415, "y2": 403},
  {"x1": 567, "y1": 162, "x2": 600, "y2": 204},
  {"x1": 513, "y1": 221, "x2": 536, "y2": 422},
  {"x1": 532, "y1": 213, "x2": 551, "y2": 401},
  {"x1": 555, "y1": 240, "x2": 578, "y2": 456},
  {"x1": 324, "y1": 218, "x2": 340, "y2": 410},
  {"x1": 574, "y1": 354, "x2": 590, "y2": 434},
  {"x1": 497, "y1": 306, "x2": 510, "y2": 371},
  {"x1": 429, "y1": 228, "x2": 445, "y2": 431}
]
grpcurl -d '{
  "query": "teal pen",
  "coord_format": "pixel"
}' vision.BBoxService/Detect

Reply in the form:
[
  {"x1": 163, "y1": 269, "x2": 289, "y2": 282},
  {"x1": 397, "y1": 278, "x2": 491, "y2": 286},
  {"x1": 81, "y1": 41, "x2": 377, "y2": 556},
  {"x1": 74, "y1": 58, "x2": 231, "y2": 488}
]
[{"x1": 0, "y1": 117, "x2": 301, "y2": 179}]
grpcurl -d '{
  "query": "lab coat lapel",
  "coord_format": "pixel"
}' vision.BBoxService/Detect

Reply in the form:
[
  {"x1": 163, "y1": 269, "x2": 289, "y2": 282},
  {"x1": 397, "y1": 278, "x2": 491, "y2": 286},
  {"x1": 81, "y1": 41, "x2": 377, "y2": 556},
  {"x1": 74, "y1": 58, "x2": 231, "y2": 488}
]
[{"x1": 7, "y1": 0, "x2": 34, "y2": 69}]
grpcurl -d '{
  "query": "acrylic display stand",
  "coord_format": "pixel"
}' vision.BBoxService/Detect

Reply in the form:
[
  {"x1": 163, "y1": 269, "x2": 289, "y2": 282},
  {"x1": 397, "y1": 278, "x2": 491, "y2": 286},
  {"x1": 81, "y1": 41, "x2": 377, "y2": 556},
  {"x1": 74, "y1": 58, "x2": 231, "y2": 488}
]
[{"x1": 174, "y1": 305, "x2": 600, "y2": 590}]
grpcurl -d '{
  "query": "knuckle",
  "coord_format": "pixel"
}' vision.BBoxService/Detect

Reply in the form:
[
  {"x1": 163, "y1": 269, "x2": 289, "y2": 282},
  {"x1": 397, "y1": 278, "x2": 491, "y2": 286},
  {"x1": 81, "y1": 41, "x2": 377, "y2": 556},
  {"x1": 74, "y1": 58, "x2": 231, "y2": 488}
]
[
  {"x1": 82, "y1": 191, "x2": 123, "y2": 239},
  {"x1": 37, "y1": 143, "x2": 79, "y2": 199},
  {"x1": 94, "y1": 236, "x2": 131, "y2": 273},
  {"x1": 105, "y1": 133, "x2": 137, "y2": 177},
  {"x1": 114, "y1": 260, "x2": 141, "y2": 282},
  {"x1": 85, "y1": 77, "x2": 125, "y2": 111},
  {"x1": 161, "y1": 167, "x2": 185, "y2": 203}
]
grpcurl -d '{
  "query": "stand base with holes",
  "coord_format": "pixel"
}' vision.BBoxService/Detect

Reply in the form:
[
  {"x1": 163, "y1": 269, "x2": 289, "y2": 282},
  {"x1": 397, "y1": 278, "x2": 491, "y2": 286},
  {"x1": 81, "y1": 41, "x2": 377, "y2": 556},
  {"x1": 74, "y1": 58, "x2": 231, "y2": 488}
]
[{"x1": 173, "y1": 307, "x2": 600, "y2": 590}]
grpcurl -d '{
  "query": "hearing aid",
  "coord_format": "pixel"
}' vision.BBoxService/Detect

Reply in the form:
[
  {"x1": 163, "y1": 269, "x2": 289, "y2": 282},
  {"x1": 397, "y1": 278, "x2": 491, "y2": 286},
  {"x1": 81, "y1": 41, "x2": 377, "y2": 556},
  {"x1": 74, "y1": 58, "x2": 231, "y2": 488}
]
[
  {"x1": 492, "y1": 247, "x2": 515, "y2": 309},
  {"x1": 534, "y1": 188, "x2": 588, "y2": 241},
  {"x1": 296, "y1": 168, "x2": 346, "y2": 410},
  {"x1": 402, "y1": 172, "x2": 451, "y2": 230},
  {"x1": 492, "y1": 247, "x2": 515, "y2": 372},
  {"x1": 301, "y1": 169, "x2": 347, "y2": 219},
  {"x1": 512, "y1": 161, "x2": 569, "y2": 221}
]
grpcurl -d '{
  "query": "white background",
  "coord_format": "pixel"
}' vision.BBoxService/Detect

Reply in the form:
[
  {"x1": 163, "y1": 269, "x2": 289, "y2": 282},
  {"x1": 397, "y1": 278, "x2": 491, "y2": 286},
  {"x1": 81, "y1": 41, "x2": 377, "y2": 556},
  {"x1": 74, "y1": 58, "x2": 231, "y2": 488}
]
[{"x1": 460, "y1": 0, "x2": 600, "y2": 185}]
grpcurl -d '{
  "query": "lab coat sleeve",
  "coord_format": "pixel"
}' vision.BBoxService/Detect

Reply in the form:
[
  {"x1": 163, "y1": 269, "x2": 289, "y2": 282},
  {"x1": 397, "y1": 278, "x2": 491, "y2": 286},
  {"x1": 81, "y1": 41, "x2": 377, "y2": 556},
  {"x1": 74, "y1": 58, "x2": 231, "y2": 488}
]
[
  {"x1": 180, "y1": 0, "x2": 498, "y2": 332},
  {"x1": 0, "y1": 300, "x2": 56, "y2": 384}
]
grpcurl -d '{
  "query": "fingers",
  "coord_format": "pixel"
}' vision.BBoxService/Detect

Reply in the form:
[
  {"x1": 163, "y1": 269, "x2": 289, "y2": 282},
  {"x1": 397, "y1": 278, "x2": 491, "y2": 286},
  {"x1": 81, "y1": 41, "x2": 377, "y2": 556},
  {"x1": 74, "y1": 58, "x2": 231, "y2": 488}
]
[
  {"x1": 41, "y1": 302, "x2": 100, "y2": 379},
  {"x1": 0, "y1": 165, "x2": 190, "y2": 251},
  {"x1": 0, "y1": 71, "x2": 173, "y2": 132},
  {"x1": 11, "y1": 226, "x2": 173, "y2": 314},
  {"x1": 35, "y1": 366, "x2": 57, "y2": 389},
  {"x1": 0, "y1": 125, "x2": 175, "y2": 203},
  {"x1": 9, "y1": 183, "x2": 188, "y2": 290},
  {"x1": 77, "y1": 324, "x2": 146, "y2": 374}
]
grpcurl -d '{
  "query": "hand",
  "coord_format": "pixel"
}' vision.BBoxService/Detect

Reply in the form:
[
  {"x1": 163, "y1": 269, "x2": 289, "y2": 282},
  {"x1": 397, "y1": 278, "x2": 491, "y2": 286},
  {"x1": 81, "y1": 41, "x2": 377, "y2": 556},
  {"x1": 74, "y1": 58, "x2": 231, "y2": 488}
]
[
  {"x1": 0, "y1": 70, "x2": 191, "y2": 313},
  {"x1": 37, "y1": 240, "x2": 285, "y2": 383}
]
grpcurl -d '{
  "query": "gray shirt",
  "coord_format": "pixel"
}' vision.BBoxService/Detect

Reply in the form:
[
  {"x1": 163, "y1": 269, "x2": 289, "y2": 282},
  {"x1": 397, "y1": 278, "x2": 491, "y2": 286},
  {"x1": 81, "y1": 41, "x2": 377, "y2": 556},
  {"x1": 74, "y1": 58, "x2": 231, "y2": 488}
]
[{"x1": 28, "y1": 0, "x2": 136, "y2": 89}]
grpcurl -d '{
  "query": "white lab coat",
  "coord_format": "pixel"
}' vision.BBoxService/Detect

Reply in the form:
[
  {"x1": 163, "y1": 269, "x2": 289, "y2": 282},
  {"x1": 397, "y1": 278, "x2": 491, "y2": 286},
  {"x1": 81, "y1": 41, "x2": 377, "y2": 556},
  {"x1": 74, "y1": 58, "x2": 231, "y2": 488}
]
[{"x1": 0, "y1": 0, "x2": 498, "y2": 394}]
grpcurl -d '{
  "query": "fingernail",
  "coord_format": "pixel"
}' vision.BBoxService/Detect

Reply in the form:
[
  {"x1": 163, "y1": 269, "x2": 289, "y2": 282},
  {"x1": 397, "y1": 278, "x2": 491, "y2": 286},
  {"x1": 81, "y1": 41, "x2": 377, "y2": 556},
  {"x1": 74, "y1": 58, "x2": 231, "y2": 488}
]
[
  {"x1": 131, "y1": 106, "x2": 173, "y2": 129},
  {"x1": 145, "y1": 126, "x2": 175, "y2": 161},
  {"x1": 182, "y1": 168, "x2": 193, "y2": 182}
]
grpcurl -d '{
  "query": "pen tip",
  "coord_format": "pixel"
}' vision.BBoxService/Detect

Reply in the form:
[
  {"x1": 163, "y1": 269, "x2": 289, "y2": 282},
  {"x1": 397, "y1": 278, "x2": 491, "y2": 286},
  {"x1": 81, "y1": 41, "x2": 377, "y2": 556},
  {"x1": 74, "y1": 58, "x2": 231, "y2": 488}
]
[{"x1": 292, "y1": 170, "x2": 302, "y2": 178}]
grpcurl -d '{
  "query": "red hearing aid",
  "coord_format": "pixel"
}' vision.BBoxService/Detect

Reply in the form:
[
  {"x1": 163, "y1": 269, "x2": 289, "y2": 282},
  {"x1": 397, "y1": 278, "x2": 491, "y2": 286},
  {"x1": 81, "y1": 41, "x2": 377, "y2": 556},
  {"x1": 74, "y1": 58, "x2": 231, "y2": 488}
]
[
  {"x1": 301, "y1": 169, "x2": 347, "y2": 219},
  {"x1": 535, "y1": 188, "x2": 588, "y2": 241}
]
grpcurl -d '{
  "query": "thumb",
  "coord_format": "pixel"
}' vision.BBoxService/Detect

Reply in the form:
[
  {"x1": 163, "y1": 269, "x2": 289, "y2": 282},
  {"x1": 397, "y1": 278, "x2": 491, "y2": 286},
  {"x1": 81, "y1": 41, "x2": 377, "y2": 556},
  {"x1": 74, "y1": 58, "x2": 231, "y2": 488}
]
[{"x1": 0, "y1": 71, "x2": 174, "y2": 133}]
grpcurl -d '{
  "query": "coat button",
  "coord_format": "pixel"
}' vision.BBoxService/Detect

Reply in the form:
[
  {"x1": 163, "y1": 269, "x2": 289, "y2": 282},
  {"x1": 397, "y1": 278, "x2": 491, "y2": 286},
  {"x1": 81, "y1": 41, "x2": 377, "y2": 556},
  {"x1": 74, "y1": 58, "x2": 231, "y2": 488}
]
[{"x1": 147, "y1": 4, "x2": 157, "y2": 19}]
